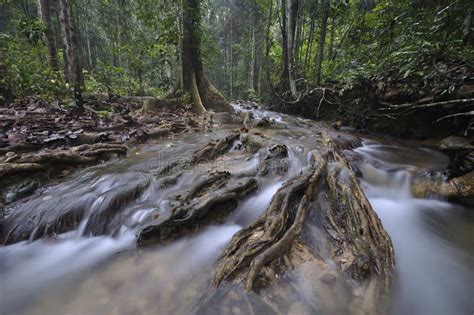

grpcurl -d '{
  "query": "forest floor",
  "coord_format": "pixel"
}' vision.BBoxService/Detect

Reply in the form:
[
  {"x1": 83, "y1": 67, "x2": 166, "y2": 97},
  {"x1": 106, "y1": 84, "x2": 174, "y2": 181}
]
[{"x1": 0, "y1": 94, "x2": 205, "y2": 205}]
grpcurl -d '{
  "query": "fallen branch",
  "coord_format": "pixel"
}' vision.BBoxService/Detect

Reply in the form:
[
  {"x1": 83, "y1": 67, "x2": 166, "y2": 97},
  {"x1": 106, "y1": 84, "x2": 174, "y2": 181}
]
[
  {"x1": 435, "y1": 110, "x2": 474, "y2": 122},
  {"x1": 380, "y1": 98, "x2": 474, "y2": 111}
]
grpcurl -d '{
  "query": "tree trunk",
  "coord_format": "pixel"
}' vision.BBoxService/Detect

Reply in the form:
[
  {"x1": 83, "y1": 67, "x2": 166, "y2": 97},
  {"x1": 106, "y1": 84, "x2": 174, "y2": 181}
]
[
  {"x1": 281, "y1": 0, "x2": 289, "y2": 86},
  {"x1": 59, "y1": 0, "x2": 83, "y2": 110},
  {"x1": 294, "y1": 0, "x2": 304, "y2": 69},
  {"x1": 249, "y1": 16, "x2": 256, "y2": 92},
  {"x1": 37, "y1": 0, "x2": 59, "y2": 71},
  {"x1": 314, "y1": 0, "x2": 328, "y2": 86},
  {"x1": 304, "y1": 19, "x2": 315, "y2": 75},
  {"x1": 463, "y1": 8, "x2": 472, "y2": 45},
  {"x1": 0, "y1": 47, "x2": 13, "y2": 102},
  {"x1": 59, "y1": 0, "x2": 72, "y2": 82},
  {"x1": 181, "y1": 0, "x2": 233, "y2": 114},
  {"x1": 328, "y1": 15, "x2": 335, "y2": 60},
  {"x1": 229, "y1": 23, "x2": 233, "y2": 99},
  {"x1": 286, "y1": 0, "x2": 299, "y2": 98},
  {"x1": 85, "y1": 22, "x2": 93, "y2": 71}
]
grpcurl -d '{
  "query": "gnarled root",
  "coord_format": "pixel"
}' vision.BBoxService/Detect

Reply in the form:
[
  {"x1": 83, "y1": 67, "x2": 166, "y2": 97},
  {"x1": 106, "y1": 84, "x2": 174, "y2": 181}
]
[
  {"x1": 0, "y1": 143, "x2": 127, "y2": 180},
  {"x1": 0, "y1": 162, "x2": 46, "y2": 179},
  {"x1": 212, "y1": 151, "x2": 326, "y2": 290},
  {"x1": 200, "y1": 130, "x2": 395, "y2": 315},
  {"x1": 137, "y1": 172, "x2": 258, "y2": 246},
  {"x1": 192, "y1": 132, "x2": 241, "y2": 162}
]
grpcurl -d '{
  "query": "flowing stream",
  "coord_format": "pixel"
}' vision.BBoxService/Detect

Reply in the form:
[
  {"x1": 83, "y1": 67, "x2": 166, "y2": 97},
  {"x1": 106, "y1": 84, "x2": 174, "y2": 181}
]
[{"x1": 0, "y1": 105, "x2": 472, "y2": 315}]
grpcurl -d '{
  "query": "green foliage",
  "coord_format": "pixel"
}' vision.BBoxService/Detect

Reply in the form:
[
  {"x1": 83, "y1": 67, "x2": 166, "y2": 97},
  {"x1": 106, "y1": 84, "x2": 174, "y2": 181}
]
[
  {"x1": 1, "y1": 32, "x2": 69, "y2": 100},
  {"x1": 324, "y1": 0, "x2": 473, "y2": 90},
  {"x1": 0, "y1": 0, "x2": 472, "y2": 103}
]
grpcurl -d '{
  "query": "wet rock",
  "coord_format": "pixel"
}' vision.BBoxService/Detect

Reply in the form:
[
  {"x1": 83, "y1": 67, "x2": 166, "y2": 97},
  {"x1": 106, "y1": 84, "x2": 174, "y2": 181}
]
[
  {"x1": 319, "y1": 272, "x2": 336, "y2": 284},
  {"x1": 438, "y1": 137, "x2": 473, "y2": 175},
  {"x1": 3, "y1": 180, "x2": 39, "y2": 204},
  {"x1": 439, "y1": 136, "x2": 474, "y2": 150},
  {"x1": 295, "y1": 145, "x2": 304, "y2": 153},
  {"x1": 411, "y1": 171, "x2": 474, "y2": 199}
]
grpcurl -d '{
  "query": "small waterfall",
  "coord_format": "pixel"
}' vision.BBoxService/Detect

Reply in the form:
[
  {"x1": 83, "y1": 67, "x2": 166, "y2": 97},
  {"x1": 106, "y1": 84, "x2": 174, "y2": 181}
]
[{"x1": 355, "y1": 141, "x2": 473, "y2": 315}]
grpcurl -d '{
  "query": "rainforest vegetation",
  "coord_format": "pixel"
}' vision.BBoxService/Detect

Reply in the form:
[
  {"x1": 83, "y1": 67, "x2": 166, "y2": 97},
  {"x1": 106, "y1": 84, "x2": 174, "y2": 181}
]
[{"x1": 1, "y1": 0, "x2": 472, "y2": 125}]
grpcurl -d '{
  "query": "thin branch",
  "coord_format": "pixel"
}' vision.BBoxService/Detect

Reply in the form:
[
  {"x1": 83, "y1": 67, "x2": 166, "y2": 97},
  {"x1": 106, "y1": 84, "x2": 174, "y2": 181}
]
[
  {"x1": 380, "y1": 98, "x2": 474, "y2": 111},
  {"x1": 435, "y1": 110, "x2": 474, "y2": 122}
]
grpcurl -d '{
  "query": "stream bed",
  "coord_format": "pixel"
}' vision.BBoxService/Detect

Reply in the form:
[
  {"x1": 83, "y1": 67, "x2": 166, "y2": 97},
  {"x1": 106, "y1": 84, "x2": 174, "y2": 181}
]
[{"x1": 0, "y1": 106, "x2": 472, "y2": 315}]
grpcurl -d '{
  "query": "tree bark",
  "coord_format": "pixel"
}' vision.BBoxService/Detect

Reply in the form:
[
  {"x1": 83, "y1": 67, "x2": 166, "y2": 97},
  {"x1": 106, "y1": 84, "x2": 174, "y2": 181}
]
[
  {"x1": 181, "y1": 0, "x2": 233, "y2": 114},
  {"x1": 328, "y1": 15, "x2": 335, "y2": 60},
  {"x1": 85, "y1": 22, "x2": 93, "y2": 71},
  {"x1": 37, "y1": 0, "x2": 59, "y2": 71},
  {"x1": 286, "y1": 0, "x2": 299, "y2": 98},
  {"x1": 229, "y1": 22, "x2": 233, "y2": 99},
  {"x1": 304, "y1": 19, "x2": 315, "y2": 73},
  {"x1": 0, "y1": 46, "x2": 13, "y2": 102},
  {"x1": 281, "y1": 0, "x2": 289, "y2": 84},
  {"x1": 314, "y1": 0, "x2": 328, "y2": 86},
  {"x1": 249, "y1": 17, "x2": 256, "y2": 92},
  {"x1": 59, "y1": 0, "x2": 83, "y2": 110}
]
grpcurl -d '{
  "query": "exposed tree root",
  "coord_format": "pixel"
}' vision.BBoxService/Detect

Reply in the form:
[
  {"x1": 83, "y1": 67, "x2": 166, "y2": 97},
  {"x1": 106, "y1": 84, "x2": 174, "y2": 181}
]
[
  {"x1": 198, "y1": 130, "x2": 395, "y2": 315},
  {"x1": 157, "y1": 131, "x2": 241, "y2": 176},
  {"x1": 245, "y1": 151, "x2": 325, "y2": 290},
  {"x1": 197, "y1": 74, "x2": 235, "y2": 114},
  {"x1": 211, "y1": 151, "x2": 325, "y2": 289},
  {"x1": 192, "y1": 132, "x2": 241, "y2": 162},
  {"x1": 0, "y1": 143, "x2": 127, "y2": 180},
  {"x1": 0, "y1": 162, "x2": 46, "y2": 179},
  {"x1": 137, "y1": 173, "x2": 258, "y2": 246}
]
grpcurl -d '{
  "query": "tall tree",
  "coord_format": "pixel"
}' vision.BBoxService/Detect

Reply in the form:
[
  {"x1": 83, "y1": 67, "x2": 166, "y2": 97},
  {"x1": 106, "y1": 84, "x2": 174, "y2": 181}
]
[
  {"x1": 314, "y1": 0, "x2": 328, "y2": 85},
  {"x1": 181, "y1": 0, "x2": 233, "y2": 114},
  {"x1": 37, "y1": 0, "x2": 59, "y2": 71},
  {"x1": 59, "y1": 0, "x2": 83, "y2": 109},
  {"x1": 0, "y1": 46, "x2": 13, "y2": 102},
  {"x1": 286, "y1": 0, "x2": 299, "y2": 97},
  {"x1": 280, "y1": 0, "x2": 299, "y2": 97}
]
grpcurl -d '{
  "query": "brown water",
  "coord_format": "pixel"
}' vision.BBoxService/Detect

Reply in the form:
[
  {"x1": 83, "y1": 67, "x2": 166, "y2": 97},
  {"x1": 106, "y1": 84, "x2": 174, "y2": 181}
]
[{"x1": 0, "y1": 105, "x2": 472, "y2": 315}]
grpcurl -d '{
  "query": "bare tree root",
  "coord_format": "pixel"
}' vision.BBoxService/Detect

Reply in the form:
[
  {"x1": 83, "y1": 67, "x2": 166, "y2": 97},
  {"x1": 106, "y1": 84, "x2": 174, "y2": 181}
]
[
  {"x1": 157, "y1": 131, "x2": 241, "y2": 176},
  {"x1": 192, "y1": 132, "x2": 241, "y2": 162},
  {"x1": 199, "y1": 130, "x2": 395, "y2": 315},
  {"x1": 137, "y1": 173, "x2": 258, "y2": 246},
  {"x1": 245, "y1": 151, "x2": 326, "y2": 290},
  {"x1": 0, "y1": 162, "x2": 47, "y2": 179},
  {"x1": 191, "y1": 72, "x2": 207, "y2": 115},
  {"x1": 0, "y1": 143, "x2": 127, "y2": 180},
  {"x1": 212, "y1": 151, "x2": 326, "y2": 289},
  {"x1": 198, "y1": 74, "x2": 235, "y2": 114},
  {"x1": 325, "y1": 150, "x2": 395, "y2": 280},
  {"x1": 435, "y1": 110, "x2": 474, "y2": 122},
  {"x1": 137, "y1": 133, "x2": 294, "y2": 247}
]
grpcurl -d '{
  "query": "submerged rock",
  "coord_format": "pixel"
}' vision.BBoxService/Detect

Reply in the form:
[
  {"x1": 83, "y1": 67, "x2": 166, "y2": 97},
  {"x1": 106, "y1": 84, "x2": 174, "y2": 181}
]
[{"x1": 3, "y1": 180, "x2": 39, "y2": 204}]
